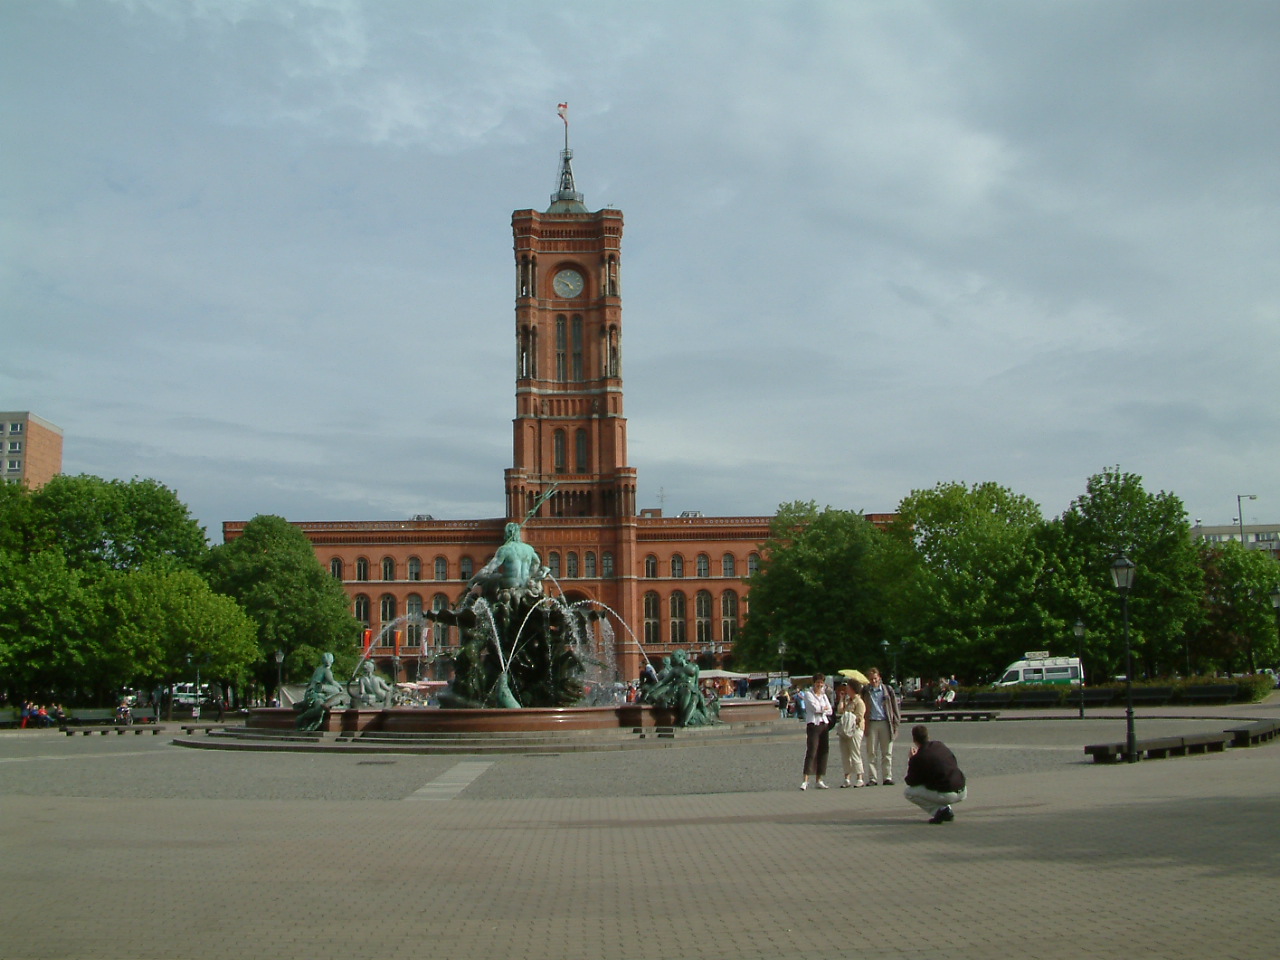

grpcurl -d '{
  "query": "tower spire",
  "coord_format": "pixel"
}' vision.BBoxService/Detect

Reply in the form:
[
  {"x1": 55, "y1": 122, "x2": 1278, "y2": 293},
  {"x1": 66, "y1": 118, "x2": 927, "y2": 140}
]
[{"x1": 548, "y1": 102, "x2": 586, "y2": 213}]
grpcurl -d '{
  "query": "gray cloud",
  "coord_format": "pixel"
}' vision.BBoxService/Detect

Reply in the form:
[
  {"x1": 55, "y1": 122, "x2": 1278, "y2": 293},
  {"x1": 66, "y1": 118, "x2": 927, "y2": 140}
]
[{"x1": 3, "y1": 0, "x2": 1276, "y2": 537}]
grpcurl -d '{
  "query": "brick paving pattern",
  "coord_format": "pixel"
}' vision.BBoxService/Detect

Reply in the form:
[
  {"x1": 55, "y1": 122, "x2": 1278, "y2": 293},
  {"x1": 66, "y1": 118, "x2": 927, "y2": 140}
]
[{"x1": 2, "y1": 698, "x2": 1277, "y2": 960}]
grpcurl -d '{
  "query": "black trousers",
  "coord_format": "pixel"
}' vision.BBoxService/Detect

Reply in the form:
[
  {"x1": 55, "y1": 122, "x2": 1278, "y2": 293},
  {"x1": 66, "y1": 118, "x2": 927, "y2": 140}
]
[{"x1": 803, "y1": 721, "x2": 831, "y2": 777}]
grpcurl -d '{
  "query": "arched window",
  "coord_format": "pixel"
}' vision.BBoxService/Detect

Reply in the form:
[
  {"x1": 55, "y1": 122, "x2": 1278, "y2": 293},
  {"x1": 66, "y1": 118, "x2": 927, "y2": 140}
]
[
  {"x1": 434, "y1": 556, "x2": 448, "y2": 580},
  {"x1": 644, "y1": 555, "x2": 657, "y2": 578},
  {"x1": 747, "y1": 552, "x2": 760, "y2": 577},
  {"x1": 669, "y1": 591, "x2": 687, "y2": 645},
  {"x1": 460, "y1": 557, "x2": 474, "y2": 580},
  {"x1": 354, "y1": 595, "x2": 370, "y2": 627},
  {"x1": 556, "y1": 316, "x2": 567, "y2": 381},
  {"x1": 602, "y1": 552, "x2": 614, "y2": 577},
  {"x1": 355, "y1": 558, "x2": 370, "y2": 582},
  {"x1": 721, "y1": 590, "x2": 739, "y2": 643},
  {"x1": 722, "y1": 553, "x2": 736, "y2": 578},
  {"x1": 407, "y1": 556, "x2": 421, "y2": 581},
  {"x1": 380, "y1": 594, "x2": 396, "y2": 625},
  {"x1": 381, "y1": 557, "x2": 395, "y2": 581},
  {"x1": 406, "y1": 594, "x2": 423, "y2": 644},
  {"x1": 575, "y1": 428, "x2": 588, "y2": 473},
  {"x1": 585, "y1": 552, "x2": 597, "y2": 578},
  {"x1": 431, "y1": 594, "x2": 452, "y2": 646},
  {"x1": 548, "y1": 552, "x2": 561, "y2": 578},
  {"x1": 554, "y1": 429, "x2": 566, "y2": 473},
  {"x1": 695, "y1": 590, "x2": 713, "y2": 644},
  {"x1": 696, "y1": 554, "x2": 710, "y2": 578},
  {"x1": 671, "y1": 555, "x2": 684, "y2": 578},
  {"x1": 571, "y1": 316, "x2": 584, "y2": 380},
  {"x1": 329, "y1": 557, "x2": 344, "y2": 580},
  {"x1": 567, "y1": 552, "x2": 579, "y2": 578},
  {"x1": 643, "y1": 592, "x2": 661, "y2": 645}
]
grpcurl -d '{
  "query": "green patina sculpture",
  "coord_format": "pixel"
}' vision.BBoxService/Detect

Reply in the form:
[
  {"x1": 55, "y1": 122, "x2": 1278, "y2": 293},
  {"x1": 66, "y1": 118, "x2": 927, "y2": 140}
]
[
  {"x1": 639, "y1": 648, "x2": 721, "y2": 727},
  {"x1": 294, "y1": 652, "x2": 346, "y2": 731},
  {"x1": 429, "y1": 517, "x2": 591, "y2": 709},
  {"x1": 355, "y1": 659, "x2": 394, "y2": 707}
]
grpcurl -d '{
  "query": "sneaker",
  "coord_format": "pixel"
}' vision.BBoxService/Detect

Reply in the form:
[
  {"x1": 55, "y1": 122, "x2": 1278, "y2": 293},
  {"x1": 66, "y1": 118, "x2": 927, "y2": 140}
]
[
  {"x1": 853, "y1": 779, "x2": 864, "y2": 788},
  {"x1": 883, "y1": 779, "x2": 894, "y2": 786},
  {"x1": 799, "y1": 780, "x2": 808, "y2": 791},
  {"x1": 928, "y1": 810, "x2": 947, "y2": 824},
  {"x1": 940, "y1": 805, "x2": 955, "y2": 822},
  {"x1": 840, "y1": 777, "x2": 851, "y2": 788},
  {"x1": 816, "y1": 780, "x2": 829, "y2": 789},
  {"x1": 867, "y1": 779, "x2": 878, "y2": 786}
]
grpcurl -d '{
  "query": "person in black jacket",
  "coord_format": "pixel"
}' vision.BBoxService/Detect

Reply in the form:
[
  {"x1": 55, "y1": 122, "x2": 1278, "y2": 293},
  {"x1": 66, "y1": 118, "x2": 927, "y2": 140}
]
[{"x1": 903, "y1": 725, "x2": 967, "y2": 824}]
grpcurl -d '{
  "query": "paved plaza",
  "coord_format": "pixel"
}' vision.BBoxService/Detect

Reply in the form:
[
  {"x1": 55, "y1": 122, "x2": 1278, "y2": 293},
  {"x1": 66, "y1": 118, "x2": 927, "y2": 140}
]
[{"x1": 2, "y1": 699, "x2": 1278, "y2": 960}]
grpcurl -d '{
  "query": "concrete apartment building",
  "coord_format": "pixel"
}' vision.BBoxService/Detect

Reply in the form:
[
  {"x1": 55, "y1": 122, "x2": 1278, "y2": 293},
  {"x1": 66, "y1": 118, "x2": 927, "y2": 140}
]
[{"x1": 1, "y1": 411, "x2": 63, "y2": 489}]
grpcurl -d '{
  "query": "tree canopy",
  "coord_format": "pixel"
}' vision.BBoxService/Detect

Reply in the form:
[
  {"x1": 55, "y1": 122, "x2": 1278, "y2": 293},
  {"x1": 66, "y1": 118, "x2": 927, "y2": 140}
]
[
  {"x1": 891, "y1": 481, "x2": 1052, "y2": 682},
  {"x1": 737, "y1": 469, "x2": 1269, "y2": 686},
  {"x1": 737, "y1": 502, "x2": 922, "y2": 676},
  {"x1": 204, "y1": 515, "x2": 360, "y2": 689}
]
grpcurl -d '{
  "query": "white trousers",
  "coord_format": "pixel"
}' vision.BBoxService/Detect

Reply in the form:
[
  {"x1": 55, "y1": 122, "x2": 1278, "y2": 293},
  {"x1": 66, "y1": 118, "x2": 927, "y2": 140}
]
[
  {"x1": 866, "y1": 719, "x2": 894, "y2": 781},
  {"x1": 838, "y1": 730, "x2": 864, "y2": 780},
  {"x1": 904, "y1": 784, "x2": 967, "y2": 817}
]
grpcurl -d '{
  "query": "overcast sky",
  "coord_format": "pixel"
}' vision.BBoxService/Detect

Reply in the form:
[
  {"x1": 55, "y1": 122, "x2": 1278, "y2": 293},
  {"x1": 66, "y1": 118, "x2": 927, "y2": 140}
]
[{"x1": 3, "y1": 0, "x2": 1277, "y2": 541}]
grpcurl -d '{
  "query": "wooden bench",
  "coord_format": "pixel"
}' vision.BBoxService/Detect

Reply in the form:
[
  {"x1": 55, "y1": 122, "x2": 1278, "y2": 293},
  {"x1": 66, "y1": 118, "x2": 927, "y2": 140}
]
[
  {"x1": 1085, "y1": 731, "x2": 1232, "y2": 763},
  {"x1": 1179, "y1": 683, "x2": 1238, "y2": 704},
  {"x1": 1224, "y1": 718, "x2": 1280, "y2": 747},
  {"x1": 901, "y1": 710, "x2": 998, "y2": 723},
  {"x1": 65, "y1": 725, "x2": 165, "y2": 737},
  {"x1": 1127, "y1": 686, "x2": 1174, "y2": 706},
  {"x1": 1013, "y1": 690, "x2": 1062, "y2": 708},
  {"x1": 969, "y1": 691, "x2": 1014, "y2": 709},
  {"x1": 1066, "y1": 688, "x2": 1119, "y2": 708}
]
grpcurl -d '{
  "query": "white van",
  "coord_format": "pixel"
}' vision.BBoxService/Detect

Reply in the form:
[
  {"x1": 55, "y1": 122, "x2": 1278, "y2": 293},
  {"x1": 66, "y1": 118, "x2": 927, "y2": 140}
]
[
  {"x1": 995, "y1": 652, "x2": 1083, "y2": 686},
  {"x1": 170, "y1": 683, "x2": 211, "y2": 705}
]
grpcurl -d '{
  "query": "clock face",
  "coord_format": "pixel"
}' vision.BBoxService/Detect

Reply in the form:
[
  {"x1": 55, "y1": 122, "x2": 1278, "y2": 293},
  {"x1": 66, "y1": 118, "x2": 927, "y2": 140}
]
[{"x1": 552, "y1": 269, "x2": 584, "y2": 298}]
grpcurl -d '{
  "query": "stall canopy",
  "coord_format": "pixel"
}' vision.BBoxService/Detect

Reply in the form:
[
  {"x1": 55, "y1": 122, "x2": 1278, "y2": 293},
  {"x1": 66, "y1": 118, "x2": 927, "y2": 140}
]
[{"x1": 697, "y1": 669, "x2": 751, "y2": 680}]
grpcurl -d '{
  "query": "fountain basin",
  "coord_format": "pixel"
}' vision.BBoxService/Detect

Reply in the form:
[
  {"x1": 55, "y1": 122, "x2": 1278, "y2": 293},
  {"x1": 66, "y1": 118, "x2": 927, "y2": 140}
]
[{"x1": 245, "y1": 699, "x2": 777, "y2": 734}]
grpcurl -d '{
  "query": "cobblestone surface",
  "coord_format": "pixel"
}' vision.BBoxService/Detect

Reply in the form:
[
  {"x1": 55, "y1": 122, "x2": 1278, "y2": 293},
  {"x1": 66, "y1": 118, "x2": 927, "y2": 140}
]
[{"x1": 2, "y1": 698, "x2": 1277, "y2": 960}]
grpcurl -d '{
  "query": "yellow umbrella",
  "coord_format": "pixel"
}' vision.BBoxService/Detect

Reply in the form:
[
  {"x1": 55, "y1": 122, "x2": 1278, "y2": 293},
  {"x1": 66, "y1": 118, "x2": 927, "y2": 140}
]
[{"x1": 838, "y1": 669, "x2": 869, "y2": 684}]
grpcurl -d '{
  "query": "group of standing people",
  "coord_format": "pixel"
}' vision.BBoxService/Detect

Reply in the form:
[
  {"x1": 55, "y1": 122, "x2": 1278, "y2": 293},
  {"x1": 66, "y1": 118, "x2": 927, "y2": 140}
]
[
  {"x1": 795, "y1": 668, "x2": 966, "y2": 823},
  {"x1": 798, "y1": 667, "x2": 900, "y2": 790}
]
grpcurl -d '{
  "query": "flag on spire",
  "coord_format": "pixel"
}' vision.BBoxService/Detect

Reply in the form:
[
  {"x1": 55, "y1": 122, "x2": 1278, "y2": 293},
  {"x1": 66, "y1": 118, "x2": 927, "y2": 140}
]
[{"x1": 557, "y1": 102, "x2": 568, "y2": 124}]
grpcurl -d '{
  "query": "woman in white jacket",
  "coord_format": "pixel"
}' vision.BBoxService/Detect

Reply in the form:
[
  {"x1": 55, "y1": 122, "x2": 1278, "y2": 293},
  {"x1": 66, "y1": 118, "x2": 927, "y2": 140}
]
[{"x1": 799, "y1": 674, "x2": 833, "y2": 790}]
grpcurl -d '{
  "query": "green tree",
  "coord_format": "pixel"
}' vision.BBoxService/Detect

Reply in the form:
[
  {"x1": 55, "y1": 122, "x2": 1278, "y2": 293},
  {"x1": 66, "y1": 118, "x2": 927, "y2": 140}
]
[
  {"x1": 891, "y1": 481, "x2": 1052, "y2": 683},
  {"x1": 27, "y1": 475, "x2": 208, "y2": 572},
  {"x1": 94, "y1": 568, "x2": 260, "y2": 699},
  {"x1": 1189, "y1": 541, "x2": 1280, "y2": 674},
  {"x1": 0, "y1": 547, "x2": 101, "y2": 700},
  {"x1": 1043, "y1": 467, "x2": 1202, "y2": 680},
  {"x1": 205, "y1": 515, "x2": 359, "y2": 693},
  {"x1": 737, "y1": 502, "x2": 922, "y2": 676}
]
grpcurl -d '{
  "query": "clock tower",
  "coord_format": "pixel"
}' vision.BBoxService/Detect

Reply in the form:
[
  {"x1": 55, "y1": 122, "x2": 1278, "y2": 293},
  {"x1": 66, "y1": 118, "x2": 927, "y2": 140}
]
[{"x1": 505, "y1": 141, "x2": 636, "y2": 521}]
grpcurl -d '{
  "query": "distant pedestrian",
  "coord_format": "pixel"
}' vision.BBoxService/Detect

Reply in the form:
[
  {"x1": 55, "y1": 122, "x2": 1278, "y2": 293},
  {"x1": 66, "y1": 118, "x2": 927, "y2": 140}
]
[{"x1": 903, "y1": 725, "x2": 967, "y2": 824}]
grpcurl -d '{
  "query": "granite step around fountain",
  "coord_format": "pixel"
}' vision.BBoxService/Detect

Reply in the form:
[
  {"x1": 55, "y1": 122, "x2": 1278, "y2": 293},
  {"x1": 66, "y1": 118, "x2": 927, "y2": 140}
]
[{"x1": 173, "y1": 719, "x2": 791, "y2": 754}]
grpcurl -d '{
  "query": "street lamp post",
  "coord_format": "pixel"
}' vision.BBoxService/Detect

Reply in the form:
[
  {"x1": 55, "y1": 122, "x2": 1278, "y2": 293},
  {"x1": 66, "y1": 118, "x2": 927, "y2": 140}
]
[
  {"x1": 273, "y1": 650, "x2": 284, "y2": 705},
  {"x1": 1074, "y1": 619, "x2": 1086, "y2": 720},
  {"x1": 1236, "y1": 494, "x2": 1257, "y2": 549},
  {"x1": 777, "y1": 641, "x2": 787, "y2": 690},
  {"x1": 1110, "y1": 556, "x2": 1138, "y2": 763},
  {"x1": 880, "y1": 638, "x2": 907, "y2": 689}
]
